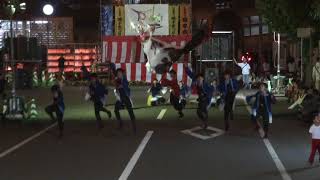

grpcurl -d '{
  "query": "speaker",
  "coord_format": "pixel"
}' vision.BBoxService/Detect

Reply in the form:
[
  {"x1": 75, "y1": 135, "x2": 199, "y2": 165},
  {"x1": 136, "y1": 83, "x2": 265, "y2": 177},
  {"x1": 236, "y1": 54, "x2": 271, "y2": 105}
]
[
  {"x1": 16, "y1": 36, "x2": 28, "y2": 60},
  {"x1": 40, "y1": 45, "x2": 48, "y2": 70},
  {"x1": 205, "y1": 68, "x2": 219, "y2": 83},
  {"x1": 28, "y1": 37, "x2": 40, "y2": 60}
]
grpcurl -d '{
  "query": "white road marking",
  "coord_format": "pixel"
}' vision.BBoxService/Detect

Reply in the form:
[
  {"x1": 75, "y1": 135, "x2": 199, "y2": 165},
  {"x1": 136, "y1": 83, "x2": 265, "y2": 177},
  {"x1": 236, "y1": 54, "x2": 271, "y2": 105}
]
[
  {"x1": 0, "y1": 123, "x2": 57, "y2": 159},
  {"x1": 119, "y1": 131, "x2": 154, "y2": 180},
  {"x1": 156, "y1": 109, "x2": 167, "y2": 120},
  {"x1": 181, "y1": 126, "x2": 225, "y2": 140},
  {"x1": 239, "y1": 91, "x2": 292, "y2": 180}
]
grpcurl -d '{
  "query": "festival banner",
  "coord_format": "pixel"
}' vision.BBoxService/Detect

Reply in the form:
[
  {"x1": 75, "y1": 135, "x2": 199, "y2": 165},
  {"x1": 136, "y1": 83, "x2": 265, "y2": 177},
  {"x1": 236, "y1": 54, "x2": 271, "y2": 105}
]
[
  {"x1": 169, "y1": 5, "x2": 179, "y2": 35},
  {"x1": 102, "y1": 6, "x2": 113, "y2": 36},
  {"x1": 125, "y1": 4, "x2": 169, "y2": 35},
  {"x1": 115, "y1": 6, "x2": 125, "y2": 36},
  {"x1": 179, "y1": 4, "x2": 191, "y2": 35}
]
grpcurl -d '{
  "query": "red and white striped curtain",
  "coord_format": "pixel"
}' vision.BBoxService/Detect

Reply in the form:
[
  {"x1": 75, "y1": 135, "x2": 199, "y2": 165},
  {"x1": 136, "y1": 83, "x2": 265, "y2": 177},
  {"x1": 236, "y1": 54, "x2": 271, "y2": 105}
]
[
  {"x1": 102, "y1": 35, "x2": 192, "y2": 63},
  {"x1": 114, "y1": 63, "x2": 191, "y2": 84}
]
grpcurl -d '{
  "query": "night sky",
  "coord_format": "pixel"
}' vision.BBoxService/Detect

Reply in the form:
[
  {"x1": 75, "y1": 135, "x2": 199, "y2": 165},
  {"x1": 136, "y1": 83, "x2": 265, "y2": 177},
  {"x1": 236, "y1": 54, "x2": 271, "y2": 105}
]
[{"x1": 25, "y1": 0, "x2": 100, "y2": 29}]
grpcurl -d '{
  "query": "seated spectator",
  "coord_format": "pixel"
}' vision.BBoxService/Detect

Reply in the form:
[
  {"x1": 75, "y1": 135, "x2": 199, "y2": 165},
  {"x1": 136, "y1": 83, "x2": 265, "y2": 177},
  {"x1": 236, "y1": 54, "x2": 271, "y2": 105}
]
[
  {"x1": 148, "y1": 80, "x2": 165, "y2": 106},
  {"x1": 286, "y1": 80, "x2": 300, "y2": 103},
  {"x1": 301, "y1": 89, "x2": 320, "y2": 123}
]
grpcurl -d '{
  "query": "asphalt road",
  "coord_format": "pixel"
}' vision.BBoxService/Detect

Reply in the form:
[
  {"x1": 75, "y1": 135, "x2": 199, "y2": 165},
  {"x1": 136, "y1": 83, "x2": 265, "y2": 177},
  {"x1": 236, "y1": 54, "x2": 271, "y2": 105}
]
[{"x1": 0, "y1": 87, "x2": 318, "y2": 180}]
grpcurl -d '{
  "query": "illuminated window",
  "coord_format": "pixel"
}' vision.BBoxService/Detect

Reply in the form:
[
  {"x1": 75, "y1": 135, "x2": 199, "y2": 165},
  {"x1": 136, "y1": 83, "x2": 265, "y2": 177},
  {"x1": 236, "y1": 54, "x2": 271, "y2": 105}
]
[{"x1": 243, "y1": 16, "x2": 270, "y2": 36}]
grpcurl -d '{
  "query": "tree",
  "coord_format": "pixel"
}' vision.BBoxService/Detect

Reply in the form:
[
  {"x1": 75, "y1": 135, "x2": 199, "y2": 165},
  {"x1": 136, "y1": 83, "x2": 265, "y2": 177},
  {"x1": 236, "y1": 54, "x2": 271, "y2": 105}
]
[
  {"x1": 256, "y1": 0, "x2": 319, "y2": 36},
  {"x1": 310, "y1": 0, "x2": 320, "y2": 21}
]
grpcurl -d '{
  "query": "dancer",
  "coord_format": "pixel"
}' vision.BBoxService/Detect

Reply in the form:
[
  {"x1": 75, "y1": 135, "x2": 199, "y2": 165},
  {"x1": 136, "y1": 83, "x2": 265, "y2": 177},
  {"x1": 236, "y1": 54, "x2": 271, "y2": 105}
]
[
  {"x1": 178, "y1": 80, "x2": 188, "y2": 109},
  {"x1": 186, "y1": 67, "x2": 215, "y2": 129},
  {"x1": 45, "y1": 84, "x2": 65, "y2": 138},
  {"x1": 246, "y1": 83, "x2": 276, "y2": 138},
  {"x1": 88, "y1": 73, "x2": 112, "y2": 129},
  {"x1": 219, "y1": 71, "x2": 239, "y2": 131},
  {"x1": 161, "y1": 70, "x2": 184, "y2": 118},
  {"x1": 110, "y1": 64, "x2": 136, "y2": 133},
  {"x1": 210, "y1": 79, "x2": 221, "y2": 107}
]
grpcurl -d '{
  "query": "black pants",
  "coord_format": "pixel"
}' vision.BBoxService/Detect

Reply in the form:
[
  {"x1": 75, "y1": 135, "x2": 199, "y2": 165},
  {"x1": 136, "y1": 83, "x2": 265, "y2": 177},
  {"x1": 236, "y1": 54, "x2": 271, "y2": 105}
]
[
  {"x1": 253, "y1": 109, "x2": 269, "y2": 136},
  {"x1": 197, "y1": 96, "x2": 209, "y2": 125},
  {"x1": 114, "y1": 95, "x2": 136, "y2": 132},
  {"x1": 224, "y1": 94, "x2": 235, "y2": 131},
  {"x1": 94, "y1": 101, "x2": 111, "y2": 128},
  {"x1": 170, "y1": 93, "x2": 183, "y2": 114},
  {"x1": 45, "y1": 104, "x2": 64, "y2": 135}
]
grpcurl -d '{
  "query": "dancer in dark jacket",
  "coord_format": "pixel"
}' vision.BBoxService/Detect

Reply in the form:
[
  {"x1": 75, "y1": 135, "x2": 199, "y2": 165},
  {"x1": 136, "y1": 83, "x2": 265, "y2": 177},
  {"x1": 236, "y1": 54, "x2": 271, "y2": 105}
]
[
  {"x1": 186, "y1": 67, "x2": 215, "y2": 129},
  {"x1": 110, "y1": 63, "x2": 136, "y2": 133},
  {"x1": 89, "y1": 73, "x2": 111, "y2": 129},
  {"x1": 246, "y1": 83, "x2": 276, "y2": 138},
  {"x1": 219, "y1": 72, "x2": 239, "y2": 131},
  {"x1": 45, "y1": 84, "x2": 65, "y2": 138}
]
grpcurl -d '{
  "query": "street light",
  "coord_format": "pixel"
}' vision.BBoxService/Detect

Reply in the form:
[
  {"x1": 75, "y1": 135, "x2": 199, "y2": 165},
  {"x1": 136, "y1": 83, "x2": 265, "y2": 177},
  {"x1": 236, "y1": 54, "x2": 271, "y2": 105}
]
[
  {"x1": 42, "y1": 3, "x2": 54, "y2": 54},
  {"x1": 4, "y1": 0, "x2": 26, "y2": 96},
  {"x1": 42, "y1": 4, "x2": 54, "y2": 16}
]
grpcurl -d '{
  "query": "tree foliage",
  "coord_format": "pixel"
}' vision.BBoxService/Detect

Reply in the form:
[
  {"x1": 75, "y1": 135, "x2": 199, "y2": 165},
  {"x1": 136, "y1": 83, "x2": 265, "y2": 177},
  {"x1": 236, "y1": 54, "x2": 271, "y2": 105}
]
[{"x1": 256, "y1": 0, "x2": 320, "y2": 36}]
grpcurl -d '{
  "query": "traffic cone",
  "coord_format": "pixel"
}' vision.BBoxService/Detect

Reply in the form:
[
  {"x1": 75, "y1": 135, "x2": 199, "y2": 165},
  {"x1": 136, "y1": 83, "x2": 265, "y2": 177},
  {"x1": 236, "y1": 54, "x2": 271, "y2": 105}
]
[
  {"x1": 62, "y1": 72, "x2": 66, "y2": 81},
  {"x1": 32, "y1": 71, "x2": 39, "y2": 87},
  {"x1": 28, "y1": 99, "x2": 38, "y2": 120},
  {"x1": 6, "y1": 71, "x2": 13, "y2": 84},
  {"x1": 41, "y1": 70, "x2": 46, "y2": 87},
  {"x1": 74, "y1": 72, "x2": 78, "y2": 79},
  {"x1": 47, "y1": 73, "x2": 56, "y2": 86},
  {"x1": 91, "y1": 63, "x2": 96, "y2": 73}
]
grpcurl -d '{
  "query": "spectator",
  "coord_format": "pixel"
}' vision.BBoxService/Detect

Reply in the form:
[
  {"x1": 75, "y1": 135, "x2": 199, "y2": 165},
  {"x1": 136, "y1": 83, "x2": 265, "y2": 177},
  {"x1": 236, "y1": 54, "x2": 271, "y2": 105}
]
[
  {"x1": 308, "y1": 114, "x2": 320, "y2": 165},
  {"x1": 81, "y1": 63, "x2": 90, "y2": 81},
  {"x1": 312, "y1": 58, "x2": 320, "y2": 91},
  {"x1": 301, "y1": 89, "x2": 320, "y2": 123},
  {"x1": 287, "y1": 57, "x2": 296, "y2": 78},
  {"x1": 233, "y1": 56, "x2": 251, "y2": 89},
  {"x1": 58, "y1": 56, "x2": 65, "y2": 73},
  {"x1": 0, "y1": 74, "x2": 6, "y2": 95},
  {"x1": 262, "y1": 60, "x2": 271, "y2": 78},
  {"x1": 148, "y1": 80, "x2": 165, "y2": 106},
  {"x1": 58, "y1": 56, "x2": 66, "y2": 83}
]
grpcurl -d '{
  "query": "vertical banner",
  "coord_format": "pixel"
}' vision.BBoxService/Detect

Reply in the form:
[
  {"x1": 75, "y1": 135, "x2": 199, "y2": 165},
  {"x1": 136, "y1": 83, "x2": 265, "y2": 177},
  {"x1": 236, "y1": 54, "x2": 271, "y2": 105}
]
[
  {"x1": 125, "y1": 4, "x2": 169, "y2": 35},
  {"x1": 102, "y1": 6, "x2": 113, "y2": 36},
  {"x1": 115, "y1": 6, "x2": 125, "y2": 36},
  {"x1": 179, "y1": 4, "x2": 191, "y2": 35},
  {"x1": 169, "y1": 5, "x2": 179, "y2": 35}
]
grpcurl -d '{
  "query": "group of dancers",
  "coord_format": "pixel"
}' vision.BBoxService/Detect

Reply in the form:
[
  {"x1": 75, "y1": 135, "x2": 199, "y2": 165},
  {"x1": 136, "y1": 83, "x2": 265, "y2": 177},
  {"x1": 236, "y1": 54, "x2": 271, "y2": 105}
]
[
  {"x1": 45, "y1": 63, "x2": 276, "y2": 139},
  {"x1": 45, "y1": 63, "x2": 137, "y2": 138}
]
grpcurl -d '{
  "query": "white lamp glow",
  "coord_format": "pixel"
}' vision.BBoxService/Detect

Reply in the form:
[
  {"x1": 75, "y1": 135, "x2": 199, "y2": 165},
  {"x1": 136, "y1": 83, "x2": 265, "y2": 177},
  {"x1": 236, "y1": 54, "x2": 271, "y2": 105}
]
[{"x1": 43, "y1": 4, "x2": 54, "y2": 15}]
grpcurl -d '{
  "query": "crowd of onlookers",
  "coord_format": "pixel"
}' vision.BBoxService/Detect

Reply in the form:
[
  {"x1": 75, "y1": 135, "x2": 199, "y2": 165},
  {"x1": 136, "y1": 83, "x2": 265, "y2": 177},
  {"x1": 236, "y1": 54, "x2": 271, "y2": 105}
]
[{"x1": 286, "y1": 56, "x2": 320, "y2": 124}]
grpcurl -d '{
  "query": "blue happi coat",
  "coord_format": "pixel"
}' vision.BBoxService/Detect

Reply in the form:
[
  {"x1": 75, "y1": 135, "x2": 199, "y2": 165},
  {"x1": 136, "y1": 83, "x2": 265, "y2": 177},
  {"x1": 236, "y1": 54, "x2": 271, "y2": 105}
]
[
  {"x1": 219, "y1": 79, "x2": 239, "y2": 97},
  {"x1": 185, "y1": 67, "x2": 215, "y2": 105},
  {"x1": 246, "y1": 91, "x2": 276, "y2": 123}
]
